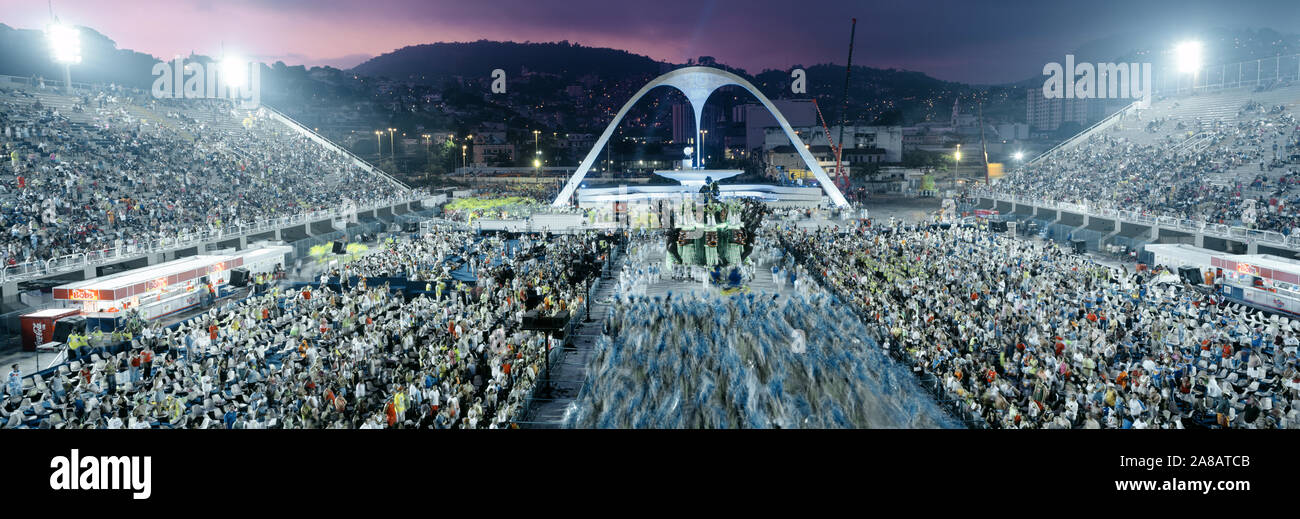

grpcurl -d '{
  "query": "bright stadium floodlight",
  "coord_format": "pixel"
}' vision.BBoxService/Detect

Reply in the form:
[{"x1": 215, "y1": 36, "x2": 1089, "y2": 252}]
[
  {"x1": 221, "y1": 57, "x2": 248, "y2": 89},
  {"x1": 1175, "y1": 41, "x2": 1202, "y2": 74},
  {"x1": 1013, "y1": 151, "x2": 1025, "y2": 161},
  {"x1": 46, "y1": 23, "x2": 80, "y2": 93},
  {"x1": 46, "y1": 23, "x2": 81, "y2": 65}
]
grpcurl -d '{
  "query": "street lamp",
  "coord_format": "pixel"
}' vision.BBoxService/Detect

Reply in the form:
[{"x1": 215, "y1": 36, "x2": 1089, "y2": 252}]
[
  {"x1": 422, "y1": 134, "x2": 432, "y2": 180},
  {"x1": 462, "y1": 144, "x2": 467, "y2": 169},
  {"x1": 954, "y1": 144, "x2": 963, "y2": 173},
  {"x1": 375, "y1": 130, "x2": 383, "y2": 158},
  {"x1": 700, "y1": 129, "x2": 709, "y2": 168},
  {"x1": 45, "y1": 23, "x2": 81, "y2": 93},
  {"x1": 387, "y1": 128, "x2": 396, "y2": 157},
  {"x1": 533, "y1": 129, "x2": 541, "y2": 181}
]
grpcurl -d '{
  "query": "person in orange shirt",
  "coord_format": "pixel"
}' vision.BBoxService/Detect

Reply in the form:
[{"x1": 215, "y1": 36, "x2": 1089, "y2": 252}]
[
  {"x1": 209, "y1": 324, "x2": 218, "y2": 341},
  {"x1": 385, "y1": 400, "x2": 398, "y2": 427}
]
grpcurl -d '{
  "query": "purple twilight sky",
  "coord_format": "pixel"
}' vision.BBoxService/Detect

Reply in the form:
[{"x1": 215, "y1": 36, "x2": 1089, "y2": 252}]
[{"x1": 1, "y1": 0, "x2": 1297, "y2": 84}]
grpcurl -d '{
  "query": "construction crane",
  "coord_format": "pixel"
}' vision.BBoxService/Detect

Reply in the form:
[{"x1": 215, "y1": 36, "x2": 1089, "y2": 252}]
[
  {"x1": 811, "y1": 97, "x2": 836, "y2": 183},
  {"x1": 802, "y1": 19, "x2": 857, "y2": 196},
  {"x1": 835, "y1": 18, "x2": 858, "y2": 196}
]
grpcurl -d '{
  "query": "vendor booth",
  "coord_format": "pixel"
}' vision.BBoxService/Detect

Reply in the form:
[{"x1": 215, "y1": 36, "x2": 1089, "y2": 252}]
[{"x1": 51, "y1": 246, "x2": 290, "y2": 329}]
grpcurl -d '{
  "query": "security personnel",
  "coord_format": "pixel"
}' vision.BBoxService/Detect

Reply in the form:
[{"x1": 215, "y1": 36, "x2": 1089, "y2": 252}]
[{"x1": 67, "y1": 333, "x2": 83, "y2": 359}]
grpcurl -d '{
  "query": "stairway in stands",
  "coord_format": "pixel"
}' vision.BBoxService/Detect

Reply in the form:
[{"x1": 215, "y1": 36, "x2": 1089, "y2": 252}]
[
  {"x1": 1108, "y1": 83, "x2": 1300, "y2": 146},
  {"x1": 517, "y1": 269, "x2": 620, "y2": 428},
  {"x1": 3, "y1": 87, "x2": 97, "y2": 125},
  {"x1": 123, "y1": 103, "x2": 195, "y2": 142}
]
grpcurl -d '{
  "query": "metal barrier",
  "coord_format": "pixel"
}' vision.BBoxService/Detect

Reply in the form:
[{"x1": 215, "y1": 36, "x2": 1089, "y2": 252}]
[
  {"x1": 260, "y1": 105, "x2": 411, "y2": 191},
  {"x1": 971, "y1": 187, "x2": 1300, "y2": 251},
  {"x1": 1026, "y1": 101, "x2": 1137, "y2": 167},
  {"x1": 0, "y1": 197, "x2": 427, "y2": 285}
]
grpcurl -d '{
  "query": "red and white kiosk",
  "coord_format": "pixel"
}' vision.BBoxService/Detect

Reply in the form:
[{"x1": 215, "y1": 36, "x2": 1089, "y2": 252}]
[
  {"x1": 1146, "y1": 244, "x2": 1300, "y2": 316},
  {"x1": 19, "y1": 308, "x2": 80, "y2": 351},
  {"x1": 51, "y1": 246, "x2": 290, "y2": 325}
]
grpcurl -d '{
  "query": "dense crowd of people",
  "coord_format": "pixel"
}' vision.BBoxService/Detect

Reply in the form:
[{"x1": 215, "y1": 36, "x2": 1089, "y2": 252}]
[
  {"x1": 995, "y1": 94, "x2": 1299, "y2": 233},
  {"x1": 1, "y1": 83, "x2": 411, "y2": 267},
  {"x1": 782, "y1": 221, "x2": 1300, "y2": 428},
  {"x1": 564, "y1": 232, "x2": 955, "y2": 428},
  {"x1": 3, "y1": 227, "x2": 619, "y2": 428}
]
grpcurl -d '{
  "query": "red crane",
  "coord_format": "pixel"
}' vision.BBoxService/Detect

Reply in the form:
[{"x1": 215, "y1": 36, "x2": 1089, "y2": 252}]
[
  {"x1": 835, "y1": 18, "x2": 858, "y2": 196},
  {"x1": 811, "y1": 97, "x2": 838, "y2": 184}
]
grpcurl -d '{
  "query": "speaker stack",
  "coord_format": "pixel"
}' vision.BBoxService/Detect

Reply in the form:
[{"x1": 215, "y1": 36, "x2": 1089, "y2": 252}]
[
  {"x1": 229, "y1": 268, "x2": 250, "y2": 287},
  {"x1": 53, "y1": 316, "x2": 86, "y2": 344}
]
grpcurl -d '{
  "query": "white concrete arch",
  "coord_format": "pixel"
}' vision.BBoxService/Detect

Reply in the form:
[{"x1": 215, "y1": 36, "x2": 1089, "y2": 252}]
[{"x1": 551, "y1": 66, "x2": 849, "y2": 207}]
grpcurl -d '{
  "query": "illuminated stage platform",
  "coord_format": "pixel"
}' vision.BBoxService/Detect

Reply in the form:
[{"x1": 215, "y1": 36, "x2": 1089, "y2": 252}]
[
  {"x1": 575, "y1": 183, "x2": 824, "y2": 207},
  {"x1": 652, "y1": 169, "x2": 742, "y2": 187}
]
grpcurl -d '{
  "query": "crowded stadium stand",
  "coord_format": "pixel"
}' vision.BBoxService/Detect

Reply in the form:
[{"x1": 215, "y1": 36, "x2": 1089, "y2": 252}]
[
  {"x1": 976, "y1": 80, "x2": 1300, "y2": 255},
  {"x1": 5, "y1": 37, "x2": 1300, "y2": 432},
  {"x1": 0, "y1": 77, "x2": 422, "y2": 297}
]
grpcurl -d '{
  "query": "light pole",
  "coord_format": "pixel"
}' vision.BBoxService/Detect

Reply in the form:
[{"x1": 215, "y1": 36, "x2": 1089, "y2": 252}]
[
  {"x1": 375, "y1": 130, "x2": 383, "y2": 159},
  {"x1": 387, "y1": 128, "x2": 396, "y2": 158},
  {"x1": 954, "y1": 144, "x2": 962, "y2": 177},
  {"x1": 422, "y1": 134, "x2": 431, "y2": 181},
  {"x1": 461, "y1": 144, "x2": 467, "y2": 170},
  {"x1": 700, "y1": 130, "x2": 709, "y2": 169},
  {"x1": 465, "y1": 135, "x2": 474, "y2": 177},
  {"x1": 533, "y1": 129, "x2": 541, "y2": 182}
]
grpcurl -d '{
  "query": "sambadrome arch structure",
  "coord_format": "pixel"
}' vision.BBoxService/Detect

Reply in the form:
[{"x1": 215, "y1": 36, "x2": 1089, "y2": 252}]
[{"x1": 551, "y1": 66, "x2": 850, "y2": 207}]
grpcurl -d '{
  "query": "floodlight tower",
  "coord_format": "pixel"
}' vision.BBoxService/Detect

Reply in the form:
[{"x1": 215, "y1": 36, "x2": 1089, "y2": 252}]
[{"x1": 45, "y1": 22, "x2": 81, "y2": 93}]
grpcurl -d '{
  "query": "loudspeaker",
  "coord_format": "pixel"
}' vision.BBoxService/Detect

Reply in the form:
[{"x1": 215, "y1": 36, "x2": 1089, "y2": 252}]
[
  {"x1": 1178, "y1": 266, "x2": 1202, "y2": 285},
  {"x1": 521, "y1": 310, "x2": 570, "y2": 331},
  {"x1": 1071, "y1": 240, "x2": 1088, "y2": 254},
  {"x1": 990, "y1": 221, "x2": 1008, "y2": 232},
  {"x1": 332, "y1": 241, "x2": 346, "y2": 254},
  {"x1": 229, "y1": 268, "x2": 250, "y2": 287},
  {"x1": 53, "y1": 316, "x2": 85, "y2": 344}
]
